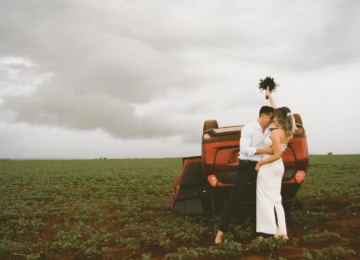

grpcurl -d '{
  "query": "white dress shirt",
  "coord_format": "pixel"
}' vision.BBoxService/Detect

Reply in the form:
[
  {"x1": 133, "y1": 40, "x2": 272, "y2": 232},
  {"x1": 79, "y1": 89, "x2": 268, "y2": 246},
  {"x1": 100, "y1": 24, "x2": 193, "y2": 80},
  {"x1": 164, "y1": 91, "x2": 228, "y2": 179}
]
[{"x1": 238, "y1": 121, "x2": 271, "y2": 162}]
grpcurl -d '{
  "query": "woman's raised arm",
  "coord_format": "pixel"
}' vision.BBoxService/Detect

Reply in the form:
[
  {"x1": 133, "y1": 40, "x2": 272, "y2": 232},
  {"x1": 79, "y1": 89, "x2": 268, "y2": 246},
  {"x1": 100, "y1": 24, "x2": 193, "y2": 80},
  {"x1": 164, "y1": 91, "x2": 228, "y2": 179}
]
[{"x1": 266, "y1": 90, "x2": 277, "y2": 109}]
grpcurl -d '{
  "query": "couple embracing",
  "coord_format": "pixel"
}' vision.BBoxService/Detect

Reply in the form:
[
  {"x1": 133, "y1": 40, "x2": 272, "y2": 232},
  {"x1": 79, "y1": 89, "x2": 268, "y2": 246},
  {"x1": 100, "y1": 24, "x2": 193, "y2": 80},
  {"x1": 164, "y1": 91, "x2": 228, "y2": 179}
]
[{"x1": 215, "y1": 91, "x2": 297, "y2": 243}]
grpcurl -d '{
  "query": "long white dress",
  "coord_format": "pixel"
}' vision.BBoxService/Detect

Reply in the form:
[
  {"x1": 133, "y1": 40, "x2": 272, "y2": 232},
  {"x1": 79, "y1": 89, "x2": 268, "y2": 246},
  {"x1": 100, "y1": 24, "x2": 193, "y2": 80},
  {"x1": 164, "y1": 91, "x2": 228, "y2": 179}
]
[{"x1": 256, "y1": 135, "x2": 287, "y2": 235}]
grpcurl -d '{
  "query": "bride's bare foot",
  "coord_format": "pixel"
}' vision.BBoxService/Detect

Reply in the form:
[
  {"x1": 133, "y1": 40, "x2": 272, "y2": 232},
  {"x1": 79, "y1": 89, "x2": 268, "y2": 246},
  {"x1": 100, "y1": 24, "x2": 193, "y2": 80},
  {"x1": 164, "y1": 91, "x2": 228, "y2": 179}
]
[
  {"x1": 257, "y1": 236, "x2": 264, "y2": 241},
  {"x1": 215, "y1": 231, "x2": 223, "y2": 244},
  {"x1": 274, "y1": 234, "x2": 289, "y2": 240}
]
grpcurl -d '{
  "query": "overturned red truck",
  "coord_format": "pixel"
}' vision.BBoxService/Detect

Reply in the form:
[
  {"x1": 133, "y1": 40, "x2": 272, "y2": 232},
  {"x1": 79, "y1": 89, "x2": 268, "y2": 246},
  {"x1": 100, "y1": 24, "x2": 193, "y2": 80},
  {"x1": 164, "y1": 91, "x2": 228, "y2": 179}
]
[{"x1": 170, "y1": 114, "x2": 308, "y2": 216}]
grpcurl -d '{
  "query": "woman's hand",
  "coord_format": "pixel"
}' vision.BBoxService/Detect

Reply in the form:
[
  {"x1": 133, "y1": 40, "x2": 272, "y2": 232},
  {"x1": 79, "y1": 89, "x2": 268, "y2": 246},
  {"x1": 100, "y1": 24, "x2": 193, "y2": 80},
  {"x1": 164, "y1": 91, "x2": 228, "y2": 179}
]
[
  {"x1": 265, "y1": 90, "x2": 272, "y2": 99},
  {"x1": 266, "y1": 90, "x2": 277, "y2": 108},
  {"x1": 255, "y1": 162, "x2": 261, "y2": 172}
]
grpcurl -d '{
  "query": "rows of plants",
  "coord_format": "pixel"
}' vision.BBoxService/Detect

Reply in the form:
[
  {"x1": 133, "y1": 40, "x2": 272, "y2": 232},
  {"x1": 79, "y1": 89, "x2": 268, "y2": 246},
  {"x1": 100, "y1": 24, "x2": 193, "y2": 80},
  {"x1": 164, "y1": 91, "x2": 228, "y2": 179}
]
[{"x1": 0, "y1": 155, "x2": 359, "y2": 259}]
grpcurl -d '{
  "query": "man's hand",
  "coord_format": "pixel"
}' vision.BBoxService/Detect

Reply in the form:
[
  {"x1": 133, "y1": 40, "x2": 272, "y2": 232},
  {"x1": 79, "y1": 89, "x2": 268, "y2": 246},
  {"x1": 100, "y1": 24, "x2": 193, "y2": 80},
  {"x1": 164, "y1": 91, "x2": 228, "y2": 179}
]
[
  {"x1": 264, "y1": 145, "x2": 273, "y2": 155},
  {"x1": 265, "y1": 145, "x2": 285, "y2": 156}
]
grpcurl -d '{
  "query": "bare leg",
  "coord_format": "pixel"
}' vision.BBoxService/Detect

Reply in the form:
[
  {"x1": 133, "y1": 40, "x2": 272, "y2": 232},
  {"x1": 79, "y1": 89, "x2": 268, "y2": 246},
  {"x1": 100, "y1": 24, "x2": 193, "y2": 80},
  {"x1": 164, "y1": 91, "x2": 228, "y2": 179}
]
[
  {"x1": 215, "y1": 230, "x2": 224, "y2": 244},
  {"x1": 275, "y1": 226, "x2": 282, "y2": 236},
  {"x1": 274, "y1": 212, "x2": 288, "y2": 240},
  {"x1": 274, "y1": 199, "x2": 288, "y2": 239}
]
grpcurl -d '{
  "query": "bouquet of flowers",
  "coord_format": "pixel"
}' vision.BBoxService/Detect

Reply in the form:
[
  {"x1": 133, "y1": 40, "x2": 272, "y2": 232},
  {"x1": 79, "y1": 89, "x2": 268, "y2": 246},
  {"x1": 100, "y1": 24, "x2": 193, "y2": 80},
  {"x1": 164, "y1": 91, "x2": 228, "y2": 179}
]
[{"x1": 258, "y1": 77, "x2": 279, "y2": 99}]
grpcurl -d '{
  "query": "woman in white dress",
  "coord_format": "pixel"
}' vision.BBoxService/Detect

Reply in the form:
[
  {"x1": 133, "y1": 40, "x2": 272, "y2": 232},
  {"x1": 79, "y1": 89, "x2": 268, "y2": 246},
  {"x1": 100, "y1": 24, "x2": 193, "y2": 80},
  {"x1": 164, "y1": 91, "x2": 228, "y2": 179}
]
[{"x1": 254, "y1": 92, "x2": 297, "y2": 241}]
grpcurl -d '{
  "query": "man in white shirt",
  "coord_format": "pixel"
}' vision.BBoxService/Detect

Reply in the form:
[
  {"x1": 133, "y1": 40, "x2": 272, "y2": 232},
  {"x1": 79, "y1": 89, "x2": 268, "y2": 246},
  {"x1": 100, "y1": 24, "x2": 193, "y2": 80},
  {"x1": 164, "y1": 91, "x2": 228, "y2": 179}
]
[{"x1": 215, "y1": 106, "x2": 275, "y2": 244}]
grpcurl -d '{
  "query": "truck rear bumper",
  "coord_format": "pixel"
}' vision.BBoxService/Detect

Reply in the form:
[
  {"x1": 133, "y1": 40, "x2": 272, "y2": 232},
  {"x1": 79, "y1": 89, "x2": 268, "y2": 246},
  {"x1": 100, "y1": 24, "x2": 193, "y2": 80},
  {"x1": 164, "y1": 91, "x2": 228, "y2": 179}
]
[{"x1": 207, "y1": 171, "x2": 306, "y2": 187}]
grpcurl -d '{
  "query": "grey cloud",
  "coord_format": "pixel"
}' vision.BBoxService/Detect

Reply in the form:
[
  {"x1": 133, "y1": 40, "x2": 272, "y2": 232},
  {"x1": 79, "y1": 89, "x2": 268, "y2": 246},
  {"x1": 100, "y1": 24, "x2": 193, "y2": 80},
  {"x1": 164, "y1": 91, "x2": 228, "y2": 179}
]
[
  {"x1": 280, "y1": 0, "x2": 360, "y2": 70},
  {"x1": 1, "y1": 89, "x2": 201, "y2": 140},
  {"x1": 0, "y1": 0, "x2": 198, "y2": 103},
  {"x1": 0, "y1": 0, "x2": 359, "y2": 142}
]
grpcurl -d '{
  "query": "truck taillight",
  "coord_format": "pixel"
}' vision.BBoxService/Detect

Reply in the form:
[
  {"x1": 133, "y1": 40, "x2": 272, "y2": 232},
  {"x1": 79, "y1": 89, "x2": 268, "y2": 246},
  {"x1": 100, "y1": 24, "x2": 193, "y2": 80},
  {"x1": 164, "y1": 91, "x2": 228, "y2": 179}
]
[
  {"x1": 204, "y1": 134, "x2": 211, "y2": 140},
  {"x1": 208, "y1": 175, "x2": 218, "y2": 187},
  {"x1": 295, "y1": 171, "x2": 305, "y2": 183}
]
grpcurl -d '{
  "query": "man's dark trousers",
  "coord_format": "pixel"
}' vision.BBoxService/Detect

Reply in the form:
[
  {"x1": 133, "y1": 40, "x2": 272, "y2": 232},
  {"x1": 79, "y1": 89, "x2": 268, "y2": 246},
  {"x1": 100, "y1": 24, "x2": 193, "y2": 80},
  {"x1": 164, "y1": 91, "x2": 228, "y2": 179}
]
[{"x1": 218, "y1": 159, "x2": 258, "y2": 232}]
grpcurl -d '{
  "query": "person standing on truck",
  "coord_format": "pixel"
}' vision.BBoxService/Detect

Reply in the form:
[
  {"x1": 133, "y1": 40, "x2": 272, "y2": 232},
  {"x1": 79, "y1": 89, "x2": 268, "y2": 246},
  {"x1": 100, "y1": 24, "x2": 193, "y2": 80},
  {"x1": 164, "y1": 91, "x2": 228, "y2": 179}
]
[{"x1": 215, "y1": 96, "x2": 276, "y2": 244}]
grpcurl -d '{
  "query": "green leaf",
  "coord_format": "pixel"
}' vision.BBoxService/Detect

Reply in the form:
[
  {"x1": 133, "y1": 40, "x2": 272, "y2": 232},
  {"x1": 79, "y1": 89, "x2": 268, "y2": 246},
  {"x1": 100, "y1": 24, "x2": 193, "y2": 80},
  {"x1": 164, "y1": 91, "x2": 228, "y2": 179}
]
[
  {"x1": 306, "y1": 251, "x2": 313, "y2": 260},
  {"x1": 142, "y1": 253, "x2": 151, "y2": 260},
  {"x1": 315, "y1": 250, "x2": 323, "y2": 260}
]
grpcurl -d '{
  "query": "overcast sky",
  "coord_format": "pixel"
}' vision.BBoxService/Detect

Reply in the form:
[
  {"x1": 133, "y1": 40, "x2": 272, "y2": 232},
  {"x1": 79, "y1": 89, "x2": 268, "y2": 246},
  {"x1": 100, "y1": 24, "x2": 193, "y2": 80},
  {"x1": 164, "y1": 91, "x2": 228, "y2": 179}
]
[{"x1": 0, "y1": 0, "x2": 359, "y2": 159}]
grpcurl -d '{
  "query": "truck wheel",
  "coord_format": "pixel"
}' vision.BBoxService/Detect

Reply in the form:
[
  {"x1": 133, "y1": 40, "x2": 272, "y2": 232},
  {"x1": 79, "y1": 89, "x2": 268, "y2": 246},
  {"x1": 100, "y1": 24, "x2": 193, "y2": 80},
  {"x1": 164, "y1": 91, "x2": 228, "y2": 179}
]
[
  {"x1": 203, "y1": 120, "x2": 218, "y2": 132},
  {"x1": 293, "y1": 114, "x2": 303, "y2": 126}
]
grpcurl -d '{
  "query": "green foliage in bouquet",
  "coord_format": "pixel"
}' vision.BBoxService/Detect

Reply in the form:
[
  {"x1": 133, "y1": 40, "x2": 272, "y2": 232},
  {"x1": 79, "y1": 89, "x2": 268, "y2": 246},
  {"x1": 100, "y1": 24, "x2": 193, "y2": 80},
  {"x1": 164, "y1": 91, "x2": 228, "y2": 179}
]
[{"x1": 258, "y1": 76, "x2": 279, "y2": 92}]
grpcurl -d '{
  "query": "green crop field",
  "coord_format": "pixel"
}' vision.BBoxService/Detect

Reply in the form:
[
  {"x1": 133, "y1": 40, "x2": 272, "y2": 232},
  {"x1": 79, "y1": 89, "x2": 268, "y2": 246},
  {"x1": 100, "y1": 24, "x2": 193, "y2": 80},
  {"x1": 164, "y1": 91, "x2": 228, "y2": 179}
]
[{"x1": 0, "y1": 155, "x2": 359, "y2": 260}]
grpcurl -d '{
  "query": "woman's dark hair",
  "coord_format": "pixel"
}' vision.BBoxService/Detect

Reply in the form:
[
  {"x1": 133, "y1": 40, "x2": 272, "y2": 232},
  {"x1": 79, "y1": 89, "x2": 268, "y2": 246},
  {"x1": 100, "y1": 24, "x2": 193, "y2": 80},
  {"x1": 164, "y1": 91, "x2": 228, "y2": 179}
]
[
  {"x1": 274, "y1": 107, "x2": 294, "y2": 138},
  {"x1": 259, "y1": 106, "x2": 274, "y2": 118}
]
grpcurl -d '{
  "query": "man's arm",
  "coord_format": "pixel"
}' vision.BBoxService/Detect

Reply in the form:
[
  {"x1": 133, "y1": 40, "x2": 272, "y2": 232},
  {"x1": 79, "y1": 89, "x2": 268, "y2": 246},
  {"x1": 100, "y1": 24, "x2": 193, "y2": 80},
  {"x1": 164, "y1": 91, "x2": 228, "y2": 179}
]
[
  {"x1": 255, "y1": 147, "x2": 273, "y2": 155},
  {"x1": 240, "y1": 125, "x2": 272, "y2": 156}
]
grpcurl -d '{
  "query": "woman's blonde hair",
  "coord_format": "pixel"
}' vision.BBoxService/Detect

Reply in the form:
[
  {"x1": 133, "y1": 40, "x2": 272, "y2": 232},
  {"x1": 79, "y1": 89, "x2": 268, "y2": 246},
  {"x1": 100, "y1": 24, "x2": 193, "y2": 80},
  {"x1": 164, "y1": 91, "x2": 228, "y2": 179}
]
[{"x1": 274, "y1": 107, "x2": 295, "y2": 138}]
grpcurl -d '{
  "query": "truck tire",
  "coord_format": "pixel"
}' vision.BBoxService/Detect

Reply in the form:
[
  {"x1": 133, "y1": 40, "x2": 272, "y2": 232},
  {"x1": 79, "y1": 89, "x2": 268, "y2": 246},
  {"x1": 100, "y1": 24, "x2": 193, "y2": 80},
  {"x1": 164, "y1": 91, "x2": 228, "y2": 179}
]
[
  {"x1": 293, "y1": 114, "x2": 303, "y2": 126},
  {"x1": 203, "y1": 120, "x2": 218, "y2": 132}
]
